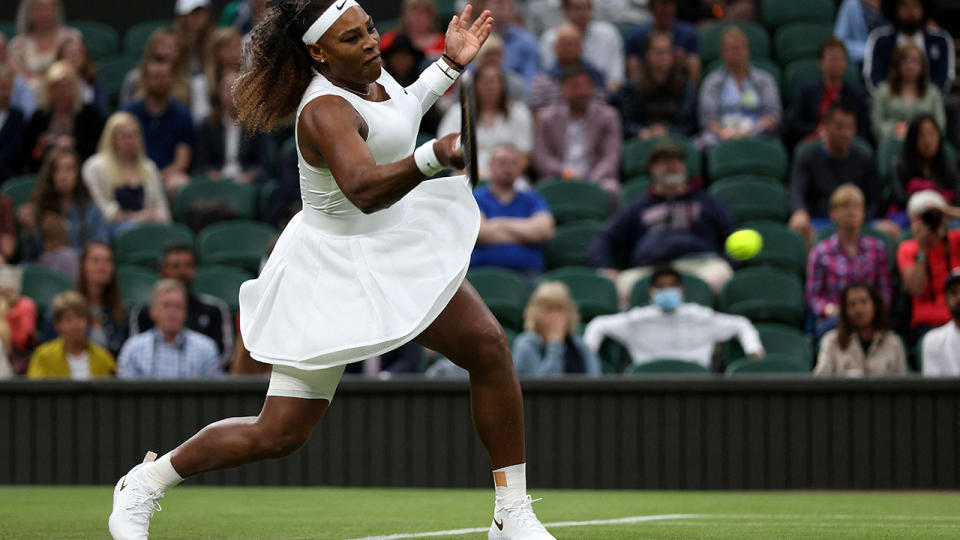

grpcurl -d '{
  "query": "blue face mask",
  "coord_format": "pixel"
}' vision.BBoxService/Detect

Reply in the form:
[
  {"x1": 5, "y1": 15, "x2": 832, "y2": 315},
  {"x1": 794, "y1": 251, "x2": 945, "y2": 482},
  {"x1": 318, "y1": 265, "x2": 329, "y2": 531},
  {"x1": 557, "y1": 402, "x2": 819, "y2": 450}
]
[{"x1": 652, "y1": 287, "x2": 683, "y2": 312}]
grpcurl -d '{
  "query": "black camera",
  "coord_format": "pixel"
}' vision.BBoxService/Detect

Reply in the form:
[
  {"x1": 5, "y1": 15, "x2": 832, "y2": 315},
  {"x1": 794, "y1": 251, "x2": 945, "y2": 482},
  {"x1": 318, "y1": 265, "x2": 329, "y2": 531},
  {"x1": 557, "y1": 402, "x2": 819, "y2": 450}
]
[{"x1": 921, "y1": 209, "x2": 943, "y2": 229}]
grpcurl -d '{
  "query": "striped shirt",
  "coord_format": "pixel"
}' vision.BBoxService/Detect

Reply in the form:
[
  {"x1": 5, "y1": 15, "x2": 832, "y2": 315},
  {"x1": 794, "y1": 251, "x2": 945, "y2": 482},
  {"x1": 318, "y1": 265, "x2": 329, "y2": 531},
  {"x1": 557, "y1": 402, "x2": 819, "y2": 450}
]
[{"x1": 118, "y1": 328, "x2": 222, "y2": 379}]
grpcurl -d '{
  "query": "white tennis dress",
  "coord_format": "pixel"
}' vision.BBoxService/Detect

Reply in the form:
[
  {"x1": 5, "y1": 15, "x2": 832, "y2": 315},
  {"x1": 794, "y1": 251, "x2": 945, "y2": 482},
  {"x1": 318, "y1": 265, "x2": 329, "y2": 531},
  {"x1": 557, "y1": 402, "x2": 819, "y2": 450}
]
[{"x1": 237, "y1": 68, "x2": 480, "y2": 369}]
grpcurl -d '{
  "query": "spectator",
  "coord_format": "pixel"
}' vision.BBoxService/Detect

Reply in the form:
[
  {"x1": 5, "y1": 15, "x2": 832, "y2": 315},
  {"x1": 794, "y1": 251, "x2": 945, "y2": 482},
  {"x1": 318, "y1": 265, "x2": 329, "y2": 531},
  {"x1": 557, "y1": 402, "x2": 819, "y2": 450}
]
[
  {"x1": 482, "y1": 0, "x2": 541, "y2": 88},
  {"x1": 120, "y1": 28, "x2": 190, "y2": 107},
  {"x1": 806, "y1": 185, "x2": 893, "y2": 338},
  {"x1": 787, "y1": 38, "x2": 870, "y2": 146},
  {"x1": 35, "y1": 212, "x2": 78, "y2": 280},
  {"x1": 118, "y1": 278, "x2": 221, "y2": 379},
  {"x1": 472, "y1": 144, "x2": 556, "y2": 274},
  {"x1": 438, "y1": 64, "x2": 534, "y2": 179},
  {"x1": 591, "y1": 0, "x2": 653, "y2": 26},
  {"x1": 16, "y1": 148, "x2": 109, "y2": 261},
  {"x1": 380, "y1": 34, "x2": 426, "y2": 88},
  {"x1": 173, "y1": 0, "x2": 215, "y2": 119},
  {"x1": 695, "y1": 27, "x2": 782, "y2": 148},
  {"x1": 625, "y1": 0, "x2": 700, "y2": 83},
  {"x1": 130, "y1": 244, "x2": 232, "y2": 363},
  {"x1": 615, "y1": 31, "x2": 697, "y2": 139},
  {"x1": 82, "y1": 111, "x2": 171, "y2": 236},
  {"x1": 533, "y1": 66, "x2": 622, "y2": 195},
  {"x1": 0, "y1": 298, "x2": 11, "y2": 378},
  {"x1": 74, "y1": 242, "x2": 128, "y2": 357},
  {"x1": 538, "y1": 0, "x2": 625, "y2": 91},
  {"x1": 0, "y1": 196, "x2": 15, "y2": 264},
  {"x1": 380, "y1": 0, "x2": 446, "y2": 59},
  {"x1": 863, "y1": 0, "x2": 954, "y2": 93},
  {"x1": 55, "y1": 35, "x2": 108, "y2": 117},
  {"x1": 197, "y1": 27, "x2": 244, "y2": 124},
  {"x1": 470, "y1": 35, "x2": 529, "y2": 105},
  {"x1": 589, "y1": 142, "x2": 735, "y2": 297},
  {"x1": 0, "y1": 265, "x2": 37, "y2": 373},
  {"x1": 869, "y1": 44, "x2": 945, "y2": 142},
  {"x1": 22, "y1": 60, "x2": 104, "y2": 173},
  {"x1": 523, "y1": 0, "x2": 566, "y2": 37},
  {"x1": 26, "y1": 291, "x2": 115, "y2": 379},
  {"x1": 789, "y1": 101, "x2": 886, "y2": 244},
  {"x1": 896, "y1": 191, "x2": 960, "y2": 345},
  {"x1": 814, "y1": 283, "x2": 906, "y2": 376},
  {"x1": 194, "y1": 69, "x2": 272, "y2": 184},
  {"x1": 583, "y1": 265, "x2": 764, "y2": 369},
  {"x1": 7, "y1": 0, "x2": 80, "y2": 88},
  {"x1": 529, "y1": 23, "x2": 605, "y2": 110},
  {"x1": 921, "y1": 269, "x2": 960, "y2": 376},
  {"x1": 0, "y1": 32, "x2": 38, "y2": 119},
  {"x1": 513, "y1": 281, "x2": 601, "y2": 375},
  {"x1": 889, "y1": 114, "x2": 960, "y2": 223},
  {"x1": 834, "y1": 0, "x2": 885, "y2": 66},
  {"x1": 121, "y1": 60, "x2": 195, "y2": 195},
  {"x1": 0, "y1": 64, "x2": 27, "y2": 183}
]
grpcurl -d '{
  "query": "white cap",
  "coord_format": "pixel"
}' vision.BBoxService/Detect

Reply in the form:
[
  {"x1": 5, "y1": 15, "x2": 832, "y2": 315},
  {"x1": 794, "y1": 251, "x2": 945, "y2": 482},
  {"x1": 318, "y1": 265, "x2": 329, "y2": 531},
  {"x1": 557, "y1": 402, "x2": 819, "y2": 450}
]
[
  {"x1": 175, "y1": 0, "x2": 211, "y2": 15},
  {"x1": 907, "y1": 190, "x2": 948, "y2": 217}
]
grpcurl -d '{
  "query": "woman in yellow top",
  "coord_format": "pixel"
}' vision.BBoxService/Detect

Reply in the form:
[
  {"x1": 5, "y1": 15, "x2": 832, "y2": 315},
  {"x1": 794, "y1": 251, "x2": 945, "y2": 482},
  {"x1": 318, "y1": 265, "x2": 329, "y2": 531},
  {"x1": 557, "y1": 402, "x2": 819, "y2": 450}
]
[{"x1": 27, "y1": 290, "x2": 115, "y2": 379}]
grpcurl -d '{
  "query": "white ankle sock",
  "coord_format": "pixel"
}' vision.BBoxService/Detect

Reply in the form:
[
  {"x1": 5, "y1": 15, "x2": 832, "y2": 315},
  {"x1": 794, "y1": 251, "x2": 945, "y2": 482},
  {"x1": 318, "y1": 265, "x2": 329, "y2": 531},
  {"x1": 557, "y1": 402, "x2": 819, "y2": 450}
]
[
  {"x1": 138, "y1": 452, "x2": 184, "y2": 490},
  {"x1": 493, "y1": 463, "x2": 526, "y2": 506}
]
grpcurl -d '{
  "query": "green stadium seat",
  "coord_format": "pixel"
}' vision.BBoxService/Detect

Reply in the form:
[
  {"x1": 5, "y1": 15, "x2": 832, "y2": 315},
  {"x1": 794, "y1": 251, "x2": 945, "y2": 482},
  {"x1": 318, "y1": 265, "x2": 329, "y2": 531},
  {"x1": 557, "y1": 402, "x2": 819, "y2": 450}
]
[
  {"x1": 709, "y1": 177, "x2": 789, "y2": 223},
  {"x1": 0, "y1": 20, "x2": 15, "y2": 39},
  {"x1": 466, "y1": 267, "x2": 531, "y2": 332},
  {"x1": 194, "y1": 265, "x2": 253, "y2": 313},
  {"x1": 541, "y1": 267, "x2": 618, "y2": 322},
  {"x1": 726, "y1": 353, "x2": 811, "y2": 374},
  {"x1": 196, "y1": 220, "x2": 276, "y2": 273},
  {"x1": 97, "y1": 55, "x2": 137, "y2": 106},
  {"x1": 740, "y1": 220, "x2": 807, "y2": 276},
  {"x1": 707, "y1": 137, "x2": 788, "y2": 181},
  {"x1": 535, "y1": 180, "x2": 611, "y2": 224},
  {"x1": 113, "y1": 223, "x2": 194, "y2": 269},
  {"x1": 173, "y1": 180, "x2": 257, "y2": 221},
  {"x1": 375, "y1": 18, "x2": 400, "y2": 33},
  {"x1": 73, "y1": 20, "x2": 120, "y2": 60},
  {"x1": 619, "y1": 177, "x2": 651, "y2": 206},
  {"x1": 123, "y1": 19, "x2": 172, "y2": 59},
  {"x1": 699, "y1": 21, "x2": 771, "y2": 67},
  {"x1": 545, "y1": 220, "x2": 602, "y2": 270},
  {"x1": 622, "y1": 136, "x2": 701, "y2": 179},
  {"x1": 773, "y1": 22, "x2": 834, "y2": 65},
  {"x1": 705, "y1": 57, "x2": 783, "y2": 90},
  {"x1": 115, "y1": 265, "x2": 158, "y2": 309},
  {"x1": 723, "y1": 323, "x2": 813, "y2": 369},
  {"x1": 761, "y1": 0, "x2": 835, "y2": 30},
  {"x1": 258, "y1": 180, "x2": 279, "y2": 222},
  {"x1": 1, "y1": 174, "x2": 37, "y2": 207},
  {"x1": 21, "y1": 266, "x2": 74, "y2": 319},
  {"x1": 630, "y1": 272, "x2": 714, "y2": 308},
  {"x1": 626, "y1": 359, "x2": 711, "y2": 374},
  {"x1": 720, "y1": 267, "x2": 805, "y2": 326}
]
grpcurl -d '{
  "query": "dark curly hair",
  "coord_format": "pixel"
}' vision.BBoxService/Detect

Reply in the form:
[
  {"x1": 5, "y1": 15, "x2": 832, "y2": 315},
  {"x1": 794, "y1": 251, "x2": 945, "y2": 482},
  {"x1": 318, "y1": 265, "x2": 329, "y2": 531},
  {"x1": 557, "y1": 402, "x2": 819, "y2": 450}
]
[{"x1": 233, "y1": 0, "x2": 337, "y2": 133}]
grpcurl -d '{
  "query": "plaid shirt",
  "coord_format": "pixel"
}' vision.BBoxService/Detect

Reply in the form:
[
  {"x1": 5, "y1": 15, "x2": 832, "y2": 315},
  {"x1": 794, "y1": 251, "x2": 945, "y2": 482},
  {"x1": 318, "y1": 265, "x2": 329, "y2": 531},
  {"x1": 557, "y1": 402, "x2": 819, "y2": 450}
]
[
  {"x1": 806, "y1": 234, "x2": 892, "y2": 317},
  {"x1": 117, "y1": 328, "x2": 222, "y2": 379}
]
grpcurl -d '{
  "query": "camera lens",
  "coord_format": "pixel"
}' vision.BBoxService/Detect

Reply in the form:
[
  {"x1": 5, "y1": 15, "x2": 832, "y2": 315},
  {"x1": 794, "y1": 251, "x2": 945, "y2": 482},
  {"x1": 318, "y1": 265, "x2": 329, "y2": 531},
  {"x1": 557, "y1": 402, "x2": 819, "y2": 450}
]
[{"x1": 921, "y1": 209, "x2": 943, "y2": 229}]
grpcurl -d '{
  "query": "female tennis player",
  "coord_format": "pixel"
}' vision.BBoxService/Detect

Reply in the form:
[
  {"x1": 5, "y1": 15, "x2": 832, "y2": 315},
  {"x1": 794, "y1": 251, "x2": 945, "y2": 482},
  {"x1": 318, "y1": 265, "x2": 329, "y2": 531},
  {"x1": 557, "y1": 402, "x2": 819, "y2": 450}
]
[{"x1": 109, "y1": 2, "x2": 553, "y2": 539}]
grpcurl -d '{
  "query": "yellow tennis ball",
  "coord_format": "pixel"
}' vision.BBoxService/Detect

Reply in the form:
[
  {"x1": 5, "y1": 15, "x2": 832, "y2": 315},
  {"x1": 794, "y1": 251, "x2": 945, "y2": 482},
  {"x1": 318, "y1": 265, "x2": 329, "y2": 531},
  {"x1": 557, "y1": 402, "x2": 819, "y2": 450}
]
[{"x1": 725, "y1": 229, "x2": 763, "y2": 261}]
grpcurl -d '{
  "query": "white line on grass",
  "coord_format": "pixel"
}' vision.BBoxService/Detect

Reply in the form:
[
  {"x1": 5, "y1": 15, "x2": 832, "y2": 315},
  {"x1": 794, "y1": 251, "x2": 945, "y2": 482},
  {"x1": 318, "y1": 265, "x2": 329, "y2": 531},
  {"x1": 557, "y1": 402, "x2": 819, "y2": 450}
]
[{"x1": 346, "y1": 514, "x2": 701, "y2": 540}]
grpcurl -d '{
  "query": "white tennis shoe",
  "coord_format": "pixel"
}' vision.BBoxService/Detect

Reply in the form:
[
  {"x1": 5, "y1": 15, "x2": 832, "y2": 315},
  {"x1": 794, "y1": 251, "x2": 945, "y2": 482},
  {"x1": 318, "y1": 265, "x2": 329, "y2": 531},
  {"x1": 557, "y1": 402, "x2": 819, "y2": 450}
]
[
  {"x1": 488, "y1": 495, "x2": 555, "y2": 539},
  {"x1": 108, "y1": 452, "x2": 165, "y2": 540}
]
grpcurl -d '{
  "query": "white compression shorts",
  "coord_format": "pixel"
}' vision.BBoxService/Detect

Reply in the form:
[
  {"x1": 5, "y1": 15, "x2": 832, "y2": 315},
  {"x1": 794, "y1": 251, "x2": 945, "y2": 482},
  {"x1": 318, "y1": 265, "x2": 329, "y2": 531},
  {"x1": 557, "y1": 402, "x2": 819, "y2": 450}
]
[{"x1": 266, "y1": 364, "x2": 346, "y2": 401}]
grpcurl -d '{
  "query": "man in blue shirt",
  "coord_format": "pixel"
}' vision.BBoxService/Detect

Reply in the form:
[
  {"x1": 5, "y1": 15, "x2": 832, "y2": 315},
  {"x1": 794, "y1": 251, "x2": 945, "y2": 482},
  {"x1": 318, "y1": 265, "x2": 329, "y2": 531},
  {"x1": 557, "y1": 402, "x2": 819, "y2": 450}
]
[
  {"x1": 472, "y1": 144, "x2": 556, "y2": 273},
  {"x1": 625, "y1": 0, "x2": 700, "y2": 82},
  {"x1": 121, "y1": 60, "x2": 194, "y2": 195},
  {"x1": 484, "y1": 0, "x2": 541, "y2": 87}
]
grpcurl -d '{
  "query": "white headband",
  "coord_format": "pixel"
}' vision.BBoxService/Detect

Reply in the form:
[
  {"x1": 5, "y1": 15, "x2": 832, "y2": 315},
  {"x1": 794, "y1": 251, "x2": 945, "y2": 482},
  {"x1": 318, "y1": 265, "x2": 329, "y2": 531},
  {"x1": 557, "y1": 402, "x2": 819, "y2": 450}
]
[{"x1": 302, "y1": 0, "x2": 361, "y2": 44}]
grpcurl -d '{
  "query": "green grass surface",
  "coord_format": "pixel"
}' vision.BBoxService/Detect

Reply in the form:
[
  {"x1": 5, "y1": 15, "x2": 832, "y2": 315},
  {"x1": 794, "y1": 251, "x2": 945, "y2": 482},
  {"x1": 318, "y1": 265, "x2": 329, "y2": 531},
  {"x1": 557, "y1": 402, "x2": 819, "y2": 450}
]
[{"x1": 1, "y1": 487, "x2": 959, "y2": 539}]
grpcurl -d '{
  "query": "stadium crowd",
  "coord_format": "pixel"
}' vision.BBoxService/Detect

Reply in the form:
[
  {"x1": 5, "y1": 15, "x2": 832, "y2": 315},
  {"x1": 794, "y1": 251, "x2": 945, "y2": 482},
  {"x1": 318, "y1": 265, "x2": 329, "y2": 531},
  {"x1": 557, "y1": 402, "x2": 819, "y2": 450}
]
[{"x1": 1, "y1": 0, "x2": 960, "y2": 380}]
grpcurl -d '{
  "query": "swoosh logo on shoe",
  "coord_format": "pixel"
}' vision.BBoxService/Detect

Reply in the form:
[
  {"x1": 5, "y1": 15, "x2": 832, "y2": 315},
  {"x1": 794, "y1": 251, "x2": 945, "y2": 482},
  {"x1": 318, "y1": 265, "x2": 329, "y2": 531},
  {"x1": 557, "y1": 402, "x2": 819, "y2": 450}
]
[
  {"x1": 336, "y1": 0, "x2": 347, "y2": 9},
  {"x1": 494, "y1": 518, "x2": 504, "y2": 530},
  {"x1": 120, "y1": 477, "x2": 127, "y2": 491}
]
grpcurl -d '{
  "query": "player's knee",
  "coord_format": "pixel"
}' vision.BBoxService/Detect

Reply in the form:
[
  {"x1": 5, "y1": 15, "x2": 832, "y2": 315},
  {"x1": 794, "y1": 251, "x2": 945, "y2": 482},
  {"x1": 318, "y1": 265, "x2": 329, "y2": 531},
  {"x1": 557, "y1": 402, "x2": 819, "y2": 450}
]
[
  {"x1": 255, "y1": 425, "x2": 310, "y2": 459},
  {"x1": 467, "y1": 324, "x2": 512, "y2": 372}
]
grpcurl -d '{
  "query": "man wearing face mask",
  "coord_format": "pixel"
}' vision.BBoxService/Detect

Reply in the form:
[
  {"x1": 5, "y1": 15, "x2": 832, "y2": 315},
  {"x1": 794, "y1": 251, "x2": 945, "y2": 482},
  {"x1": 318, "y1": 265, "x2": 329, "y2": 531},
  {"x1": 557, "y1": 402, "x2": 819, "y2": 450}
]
[
  {"x1": 582, "y1": 266, "x2": 764, "y2": 369},
  {"x1": 588, "y1": 141, "x2": 735, "y2": 299},
  {"x1": 863, "y1": 0, "x2": 954, "y2": 93},
  {"x1": 920, "y1": 270, "x2": 960, "y2": 376}
]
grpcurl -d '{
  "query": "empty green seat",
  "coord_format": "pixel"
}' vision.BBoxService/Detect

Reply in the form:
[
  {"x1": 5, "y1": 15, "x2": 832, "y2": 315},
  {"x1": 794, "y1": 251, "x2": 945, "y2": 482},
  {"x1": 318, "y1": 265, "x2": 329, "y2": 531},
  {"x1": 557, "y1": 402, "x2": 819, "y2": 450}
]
[
  {"x1": 73, "y1": 20, "x2": 120, "y2": 60},
  {"x1": 466, "y1": 267, "x2": 531, "y2": 331},
  {"x1": 0, "y1": 20, "x2": 15, "y2": 39},
  {"x1": 116, "y1": 265, "x2": 158, "y2": 309},
  {"x1": 541, "y1": 267, "x2": 617, "y2": 322},
  {"x1": 535, "y1": 180, "x2": 610, "y2": 224},
  {"x1": 626, "y1": 359, "x2": 711, "y2": 374},
  {"x1": 114, "y1": 223, "x2": 194, "y2": 269},
  {"x1": 630, "y1": 272, "x2": 714, "y2": 308},
  {"x1": 196, "y1": 220, "x2": 276, "y2": 273},
  {"x1": 761, "y1": 0, "x2": 835, "y2": 29},
  {"x1": 876, "y1": 137, "x2": 904, "y2": 184},
  {"x1": 621, "y1": 136, "x2": 701, "y2": 179},
  {"x1": 21, "y1": 266, "x2": 74, "y2": 318},
  {"x1": 258, "y1": 179, "x2": 279, "y2": 222},
  {"x1": 194, "y1": 265, "x2": 253, "y2": 314},
  {"x1": 709, "y1": 177, "x2": 789, "y2": 223},
  {"x1": 174, "y1": 180, "x2": 257, "y2": 221},
  {"x1": 700, "y1": 21, "x2": 771, "y2": 67},
  {"x1": 123, "y1": 19, "x2": 172, "y2": 59},
  {"x1": 97, "y1": 55, "x2": 137, "y2": 106},
  {"x1": 726, "y1": 353, "x2": 811, "y2": 375},
  {"x1": 1, "y1": 174, "x2": 37, "y2": 207},
  {"x1": 545, "y1": 220, "x2": 602, "y2": 270},
  {"x1": 720, "y1": 267, "x2": 805, "y2": 326},
  {"x1": 707, "y1": 137, "x2": 788, "y2": 181},
  {"x1": 723, "y1": 323, "x2": 812, "y2": 369},
  {"x1": 740, "y1": 220, "x2": 807, "y2": 276},
  {"x1": 774, "y1": 22, "x2": 834, "y2": 65}
]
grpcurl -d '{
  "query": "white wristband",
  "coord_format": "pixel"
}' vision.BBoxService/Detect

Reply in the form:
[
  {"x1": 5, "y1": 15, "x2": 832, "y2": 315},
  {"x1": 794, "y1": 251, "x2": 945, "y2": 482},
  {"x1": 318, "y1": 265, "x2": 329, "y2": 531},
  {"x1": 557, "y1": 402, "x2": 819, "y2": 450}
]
[
  {"x1": 419, "y1": 58, "x2": 460, "y2": 96},
  {"x1": 414, "y1": 139, "x2": 445, "y2": 176}
]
